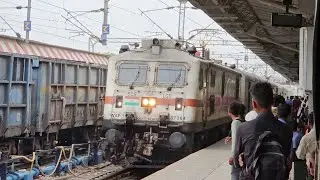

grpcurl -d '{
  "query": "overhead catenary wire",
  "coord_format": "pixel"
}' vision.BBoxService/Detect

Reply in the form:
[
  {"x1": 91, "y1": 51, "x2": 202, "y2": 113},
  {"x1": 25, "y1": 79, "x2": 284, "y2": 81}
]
[
  {"x1": 35, "y1": 0, "x2": 64, "y2": 10},
  {"x1": 62, "y1": 8, "x2": 100, "y2": 40},
  {"x1": 0, "y1": 0, "x2": 20, "y2": 6},
  {"x1": 0, "y1": 18, "x2": 142, "y2": 45},
  {"x1": 0, "y1": 20, "x2": 88, "y2": 43},
  {"x1": 0, "y1": 6, "x2": 27, "y2": 9},
  {"x1": 36, "y1": 0, "x2": 100, "y2": 40},
  {"x1": 155, "y1": 0, "x2": 205, "y2": 28},
  {"x1": 2, "y1": 15, "x2": 73, "y2": 31},
  {"x1": 187, "y1": 22, "x2": 216, "y2": 40},
  {"x1": 0, "y1": 12, "x2": 66, "y2": 23},
  {"x1": 0, "y1": 16, "x2": 21, "y2": 38},
  {"x1": 35, "y1": 0, "x2": 143, "y2": 38},
  {"x1": 139, "y1": 8, "x2": 173, "y2": 39},
  {"x1": 61, "y1": 16, "x2": 100, "y2": 40},
  {"x1": 77, "y1": 13, "x2": 143, "y2": 37},
  {"x1": 110, "y1": 4, "x2": 139, "y2": 15},
  {"x1": 0, "y1": 0, "x2": 62, "y2": 15},
  {"x1": 31, "y1": 7, "x2": 60, "y2": 14},
  {"x1": 0, "y1": 22, "x2": 140, "y2": 45},
  {"x1": 65, "y1": 8, "x2": 104, "y2": 20}
]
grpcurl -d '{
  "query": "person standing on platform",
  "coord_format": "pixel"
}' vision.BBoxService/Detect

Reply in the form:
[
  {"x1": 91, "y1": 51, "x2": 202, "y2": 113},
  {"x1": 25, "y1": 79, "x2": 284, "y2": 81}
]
[
  {"x1": 233, "y1": 82, "x2": 292, "y2": 180},
  {"x1": 245, "y1": 109, "x2": 257, "y2": 121},
  {"x1": 272, "y1": 95, "x2": 285, "y2": 118},
  {"x1": 226, "y1": 102, "x2": 245, "y2": 180},
  {"x1": 277, "y1": 103, "x2": 291, "y2": 124},
  {"x1": 291, "y1": 121, "x2": 307, "y2": 180},
  {"x1": 286, "y1": 96, "x2": 293, "y2": 106},
  {"x1": 292, "y1": 96, "x2": 301, "y2": 121},
  {"x1": 296, "y1": 112, "x2": 316, "y2": 180}
]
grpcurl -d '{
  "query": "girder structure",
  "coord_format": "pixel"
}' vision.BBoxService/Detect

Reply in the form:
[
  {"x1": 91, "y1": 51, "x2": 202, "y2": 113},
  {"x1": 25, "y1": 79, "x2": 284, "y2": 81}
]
[
  {"x1": 188, "y1": 0, "x2": 315, "y2": 81},
  {"x1": 178, "y1": 0, "x2": 188, "y2": 41}
]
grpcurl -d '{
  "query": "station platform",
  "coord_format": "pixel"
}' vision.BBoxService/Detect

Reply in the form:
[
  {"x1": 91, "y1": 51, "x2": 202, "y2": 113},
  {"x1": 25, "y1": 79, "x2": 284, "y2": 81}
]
[{"x1": 143, "y1": 139, "x2": 231, "y2": 180}]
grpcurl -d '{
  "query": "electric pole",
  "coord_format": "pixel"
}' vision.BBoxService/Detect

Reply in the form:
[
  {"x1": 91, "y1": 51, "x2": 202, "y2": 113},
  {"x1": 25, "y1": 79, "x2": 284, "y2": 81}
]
[
  {"x1": 101, "y1": 0, "x2": 109, "y2": 45},
  {"x1": 88, "y1": 36, "x2": 96, "y2": 52},
  {"x1": 236, "y1": 58, "x2": 240, "y2": 68},
  {"x1": 178, "y1": 0, "x2": 187, "y2": 42},
  {"x1": 26, "y1": 0, "x2": 31, "y2": 43}
]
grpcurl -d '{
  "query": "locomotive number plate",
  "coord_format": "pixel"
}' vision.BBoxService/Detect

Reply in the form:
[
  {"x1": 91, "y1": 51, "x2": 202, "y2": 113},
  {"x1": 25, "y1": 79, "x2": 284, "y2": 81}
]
[
  {"x1": 162, "y1": 93, "x2": 172, "y2": 98},
  {"x1": 127, "y1": 91, "x2": 138, "y2": 96},
  {"x1": 110, "y1": 113, "x2": 125, "y2": 119},
  {"x1": 169, "y1": 116, "x2": 185, "y2": 121}
]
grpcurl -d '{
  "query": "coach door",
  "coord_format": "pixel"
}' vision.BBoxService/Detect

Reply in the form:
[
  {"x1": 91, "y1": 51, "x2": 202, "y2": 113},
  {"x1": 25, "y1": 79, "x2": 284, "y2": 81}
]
[
  {"x1": 247, "y1": 81, "x2": 252, "y2": 110},
  {"x1": 203, "y1": 67, "x2": 210, "y2": 126}
]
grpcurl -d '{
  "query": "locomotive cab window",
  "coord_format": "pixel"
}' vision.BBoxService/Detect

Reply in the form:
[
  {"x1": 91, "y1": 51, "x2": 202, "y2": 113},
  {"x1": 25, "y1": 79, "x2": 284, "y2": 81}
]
[
  {"x1": 156, "y1": 64, "x2": 186, "y2": 86},
  {"x1": 117, "y1": 63, "x2": 148, "y2": 85}
]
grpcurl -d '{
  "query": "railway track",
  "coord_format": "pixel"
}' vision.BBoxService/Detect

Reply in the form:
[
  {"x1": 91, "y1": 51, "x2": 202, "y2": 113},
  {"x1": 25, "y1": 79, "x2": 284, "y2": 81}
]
[{"x1": 88, "y1": 165, "x2": 165, "y2": 180}]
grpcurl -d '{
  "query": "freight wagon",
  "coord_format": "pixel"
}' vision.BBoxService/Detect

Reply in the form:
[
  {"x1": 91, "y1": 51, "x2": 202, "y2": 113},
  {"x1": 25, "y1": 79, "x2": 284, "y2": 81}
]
[{"x1": 0, "y1": 35, "x2": 108, "y2": 155}]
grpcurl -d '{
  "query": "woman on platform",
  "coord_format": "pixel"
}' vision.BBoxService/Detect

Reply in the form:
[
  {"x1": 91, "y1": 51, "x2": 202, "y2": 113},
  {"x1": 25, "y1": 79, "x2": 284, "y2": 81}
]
[{"x1": 225, "y1": 102, "x2": 246, "y2": 180}]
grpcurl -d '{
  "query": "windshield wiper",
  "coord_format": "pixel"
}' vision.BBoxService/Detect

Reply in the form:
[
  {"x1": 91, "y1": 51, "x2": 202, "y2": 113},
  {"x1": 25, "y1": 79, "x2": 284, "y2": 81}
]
[
  {"x1": 167, "y1": 69, "x2": 182, "y2": 91},
  {"x1": 130, "y1": 67, "x2": 141, "y2": 90}
]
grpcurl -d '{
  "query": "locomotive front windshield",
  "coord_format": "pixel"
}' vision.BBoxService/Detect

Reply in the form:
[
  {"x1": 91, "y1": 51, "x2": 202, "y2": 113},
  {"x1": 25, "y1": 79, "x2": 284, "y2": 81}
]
[
  {"x1": 156, "y1": 64, "x2": 186, "y2": 86},
  {"x1": 118, "y1": 63, "x2": 148, "y2": 85}
]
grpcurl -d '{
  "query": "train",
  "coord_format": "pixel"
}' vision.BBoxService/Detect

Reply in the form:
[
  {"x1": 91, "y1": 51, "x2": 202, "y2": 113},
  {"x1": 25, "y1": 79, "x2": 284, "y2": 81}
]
[
  {"x1": 0, "y1": 35, "x2": 108, "y2": 156},
  {"x1": 102, "y1": 38, "x2": 287, "y2": 159},
  {"x1": 0, "y1": 35, "x2": 287, "y2": 163}
]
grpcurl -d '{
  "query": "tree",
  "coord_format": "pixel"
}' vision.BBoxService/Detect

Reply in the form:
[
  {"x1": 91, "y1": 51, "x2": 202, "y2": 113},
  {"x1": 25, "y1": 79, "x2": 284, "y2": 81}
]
[{"x1": 104, "y1": 52, "x2": 116, "y2": 58}]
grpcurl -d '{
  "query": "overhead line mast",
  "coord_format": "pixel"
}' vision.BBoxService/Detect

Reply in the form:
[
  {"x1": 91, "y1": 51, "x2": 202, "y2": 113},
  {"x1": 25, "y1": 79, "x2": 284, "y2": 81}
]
[{"x1": 177, "y1": 0, "x2": 187, "y2": 42}]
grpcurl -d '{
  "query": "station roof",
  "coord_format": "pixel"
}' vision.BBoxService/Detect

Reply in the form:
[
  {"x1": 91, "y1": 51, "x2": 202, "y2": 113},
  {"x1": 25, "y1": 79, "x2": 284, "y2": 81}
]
[{"x1": 188, "y1": 0, "x2": 315, "y2": 81}]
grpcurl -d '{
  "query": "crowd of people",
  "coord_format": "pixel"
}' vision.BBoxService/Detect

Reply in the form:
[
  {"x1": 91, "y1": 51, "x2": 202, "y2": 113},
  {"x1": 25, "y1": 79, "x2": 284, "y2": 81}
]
[{"x1": 225, "y1": 82, "x2": 315, "y2": 180}]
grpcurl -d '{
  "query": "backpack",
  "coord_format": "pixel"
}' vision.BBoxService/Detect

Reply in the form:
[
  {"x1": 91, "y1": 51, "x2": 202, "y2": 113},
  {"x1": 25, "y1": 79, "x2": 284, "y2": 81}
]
[{"x1": 239, "y1": 131, "x2": 286, "y2": 180}]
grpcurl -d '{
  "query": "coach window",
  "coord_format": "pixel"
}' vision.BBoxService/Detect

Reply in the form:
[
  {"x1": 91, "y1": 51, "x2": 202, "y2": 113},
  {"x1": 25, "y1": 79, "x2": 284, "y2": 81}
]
[
  {"x1": 209, "y1": 95, "x2": 215, "y2": 115},
  {"x1": 235, "y1": 77, "x2": 240, "y2": 99},
  {"x1": 221, "y1": 72, "x2": 225, "y2": 96},
  {"x1": 210, "y1": 70, "x2": 216, "y2": 87},
  {"x1": 199, "y1": 68, "x2": 203, "y2": 89},
  {"x1": 156, "y1": 64, "x2": 186, "y2": 86},
  {"x1": 117, "y1": 63, "x2": 148, "y2": 85}
]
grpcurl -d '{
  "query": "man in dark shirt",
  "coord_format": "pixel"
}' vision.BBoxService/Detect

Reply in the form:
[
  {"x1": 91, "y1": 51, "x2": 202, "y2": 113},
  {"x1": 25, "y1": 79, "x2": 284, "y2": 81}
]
[{"x1": 233, "y1": 82, "x2": 293, "y2": 178}]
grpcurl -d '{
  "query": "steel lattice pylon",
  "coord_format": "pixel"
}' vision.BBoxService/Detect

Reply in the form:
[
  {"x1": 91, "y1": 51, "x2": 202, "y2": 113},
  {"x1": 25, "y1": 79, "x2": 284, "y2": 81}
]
[{"x1": 178, "y1": 0, "x2": 188, "y2": 41}]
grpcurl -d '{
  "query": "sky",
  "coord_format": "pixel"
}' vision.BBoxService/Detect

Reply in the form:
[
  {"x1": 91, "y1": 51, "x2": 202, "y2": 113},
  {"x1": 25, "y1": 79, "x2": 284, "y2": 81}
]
[{"x1": 0, "y1": 0, "x2": 287, "y2": 83}]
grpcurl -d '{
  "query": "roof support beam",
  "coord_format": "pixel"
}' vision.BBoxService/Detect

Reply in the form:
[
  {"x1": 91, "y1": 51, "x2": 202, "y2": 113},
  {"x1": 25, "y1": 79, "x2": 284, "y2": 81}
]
[
  {"x1": 210, "y1": 0, "x2": 227, "y2": 13},
  {"x1": 246, "y1": 34, "x2": 299, "y2": 53},
  {"x1": 237, "y1": 38, "x2": 257, "y2": 42},
  {"x1": 271, "y1": 56, "x2": 298, "y2": 64},
  {"x1": 218, "y1": 22, "x2": 242, "y2": 26},
  {"x1": 204, "y1": 5, "x2": 230, "y2": 9},
  {"x1": 213, "y1": 16, "x2": 238, "y2": 20}
]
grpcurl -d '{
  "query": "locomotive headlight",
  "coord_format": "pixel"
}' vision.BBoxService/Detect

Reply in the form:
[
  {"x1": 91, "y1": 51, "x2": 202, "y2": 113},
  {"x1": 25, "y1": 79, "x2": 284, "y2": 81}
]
[
  {"x1": 175, "y1": 98, "x2": 183, "y2": 110},
  {"x1": 117, "y1": 101, "x2": 122, "y2": 107},
  {"x1": 149, "y1": 98, "x2": 156, "y2": 107},
  {"x1": 141, "y1": 97, "x2": 157, "y2": 107},
  {"x1": 142, "y1": 98, "x2": 149, "y2": 106},
  {"x1": 115, "y1": 96, "x2": 123, "y2": 108}
]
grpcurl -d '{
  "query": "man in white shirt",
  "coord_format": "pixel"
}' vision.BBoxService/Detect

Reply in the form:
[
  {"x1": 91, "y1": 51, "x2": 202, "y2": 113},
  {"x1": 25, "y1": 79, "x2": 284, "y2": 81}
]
[
  {"x1": 296, "y1": 112, "x2": 316, "y2": 180},
  {"x1": 245, "y1": 110, "x2": 257, "y2": 121}
]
